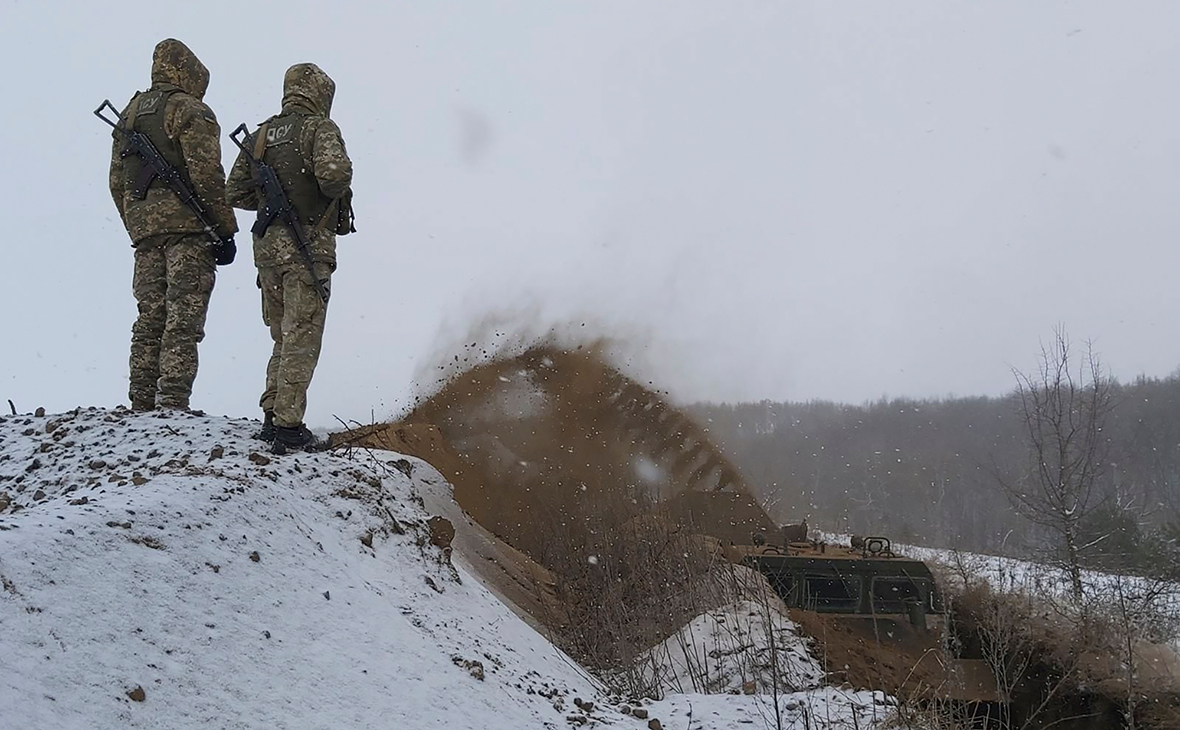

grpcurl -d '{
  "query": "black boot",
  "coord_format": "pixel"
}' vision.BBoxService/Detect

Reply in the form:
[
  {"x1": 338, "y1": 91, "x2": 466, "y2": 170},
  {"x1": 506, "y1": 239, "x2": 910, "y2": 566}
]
[
  {"x1": 271, "y1": 423, "x2": 325, "y2": 455},
  {"x1": 253, "y1": 411, "x2": 276, "y2": 442}
]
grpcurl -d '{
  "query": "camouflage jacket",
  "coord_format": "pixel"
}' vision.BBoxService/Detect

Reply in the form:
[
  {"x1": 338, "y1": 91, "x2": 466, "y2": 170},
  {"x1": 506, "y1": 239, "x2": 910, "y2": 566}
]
[
  {"x1": 108, "y1": 39, "x2": 237, "y2": 245},
  {"x1": 226, "y1": 63, "x2": 353, "y2": 270}
]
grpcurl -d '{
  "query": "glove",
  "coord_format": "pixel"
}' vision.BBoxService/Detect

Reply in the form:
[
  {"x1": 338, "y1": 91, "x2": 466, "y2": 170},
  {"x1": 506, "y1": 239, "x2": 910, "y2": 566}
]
[{"x1": 213, "y1": 236, "x2": 237, "y2": 266}]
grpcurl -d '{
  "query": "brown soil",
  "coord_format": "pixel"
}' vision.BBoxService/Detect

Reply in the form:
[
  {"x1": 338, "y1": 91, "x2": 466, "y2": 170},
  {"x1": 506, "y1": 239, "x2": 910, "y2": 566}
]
[
  {"x1": 359, "y1": 343, "x2": 769, "y2": 569},
  {"x1": 791, "y1": 609, "x2": 994, "y2": 702},
  {"x1": 335, "y1": 343, "x2": 778, "y2": 668}
]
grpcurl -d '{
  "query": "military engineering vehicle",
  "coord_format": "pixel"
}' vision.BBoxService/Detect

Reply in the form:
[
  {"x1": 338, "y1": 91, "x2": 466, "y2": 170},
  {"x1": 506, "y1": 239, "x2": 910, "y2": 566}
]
[{"x1": 730, "y1": 535, "x2": 943, "y2": 626}]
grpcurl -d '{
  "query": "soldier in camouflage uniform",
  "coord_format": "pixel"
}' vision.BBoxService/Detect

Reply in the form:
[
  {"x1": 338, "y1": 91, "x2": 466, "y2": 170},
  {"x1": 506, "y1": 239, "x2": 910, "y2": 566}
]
[
  {"x1": 226, "y1": 63, "x2": 353, "y2": 452},
  {"x1": 108, "y1": 39, "x2": 238, "y2": 412}
]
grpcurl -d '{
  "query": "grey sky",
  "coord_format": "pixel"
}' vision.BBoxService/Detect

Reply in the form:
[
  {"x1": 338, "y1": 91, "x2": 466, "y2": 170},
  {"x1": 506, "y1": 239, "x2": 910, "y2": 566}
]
[{"x1": 2, "y1": 1, "x2": 1179, "y2": 426}]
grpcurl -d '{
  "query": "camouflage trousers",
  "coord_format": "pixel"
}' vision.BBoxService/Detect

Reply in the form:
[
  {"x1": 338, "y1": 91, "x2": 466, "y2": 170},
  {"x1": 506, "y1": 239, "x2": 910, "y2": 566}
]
[
  {"x1": 129, "y1": 233, "x2": 216, "y2": 409},
  {"x1": 258, "y1": 261, "x2": 331, "y2": 428}
]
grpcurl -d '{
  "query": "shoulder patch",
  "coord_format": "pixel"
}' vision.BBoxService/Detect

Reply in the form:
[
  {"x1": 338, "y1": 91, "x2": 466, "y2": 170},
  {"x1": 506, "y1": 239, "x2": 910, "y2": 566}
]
[
  {"x1": 265, "y1": 120, "x2": 297, "y2": 147},
  {"x1": 137, "y1": 92, "x2": 164, "y2": 116}
]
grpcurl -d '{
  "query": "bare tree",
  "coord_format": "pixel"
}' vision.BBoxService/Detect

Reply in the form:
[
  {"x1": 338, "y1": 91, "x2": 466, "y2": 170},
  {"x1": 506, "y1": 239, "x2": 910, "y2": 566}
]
[{"x1": 1001, "y1": 328, "x2": 1115, "y2": 601}]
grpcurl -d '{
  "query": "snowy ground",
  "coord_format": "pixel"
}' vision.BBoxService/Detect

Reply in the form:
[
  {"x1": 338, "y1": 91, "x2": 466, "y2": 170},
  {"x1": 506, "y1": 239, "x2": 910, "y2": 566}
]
[
  {"x1": 895, "y1": 541, "x2": 1180, "y2": 621},
  {"x1": 634, "y1": 603, "x2": 892, "y2": 729},
  {"x1": 817, "y1": 530, "x2": 1180, "y2": 606},
  {"x1": 645, "y1": 688, "x2": 894, "y2": 730},
  {"x1": 0, "y1": 408, "x2": 896, "y2": 729},
  {"x1": 639, "y1": 600, "x2": 824, "y2": 696}
]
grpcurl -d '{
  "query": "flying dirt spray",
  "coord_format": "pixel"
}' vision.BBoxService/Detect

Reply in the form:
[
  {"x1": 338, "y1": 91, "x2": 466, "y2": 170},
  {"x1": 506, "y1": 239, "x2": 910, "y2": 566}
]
[{"x1": 380, "y1": 338, "x2": 774, "y2": 567}]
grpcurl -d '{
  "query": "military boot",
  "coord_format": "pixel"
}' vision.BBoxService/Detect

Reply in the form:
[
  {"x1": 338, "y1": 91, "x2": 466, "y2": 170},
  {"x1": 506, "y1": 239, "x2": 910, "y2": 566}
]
[
  {"x1": 253, "y1": 412, "x2": 276, "y2": 442},
  {"x1": 271, "y1": 424, "x2": 326, "y2": 455}
]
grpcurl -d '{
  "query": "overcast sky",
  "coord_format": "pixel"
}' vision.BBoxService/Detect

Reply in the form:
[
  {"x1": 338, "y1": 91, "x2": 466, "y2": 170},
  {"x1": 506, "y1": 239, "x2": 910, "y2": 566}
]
[{"x1": 2, "y1": 1, "x2": 1179, "y2": 426}]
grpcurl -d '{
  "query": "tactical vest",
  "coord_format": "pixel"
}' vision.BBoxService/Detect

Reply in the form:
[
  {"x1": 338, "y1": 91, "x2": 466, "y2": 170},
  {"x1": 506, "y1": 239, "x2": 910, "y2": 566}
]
[
  {"x1": 121, "y1": 86, "x2": 187, "y2": 199},
  {"x1": 256, "y1": 113, "x2": 334, "y2": 226}
]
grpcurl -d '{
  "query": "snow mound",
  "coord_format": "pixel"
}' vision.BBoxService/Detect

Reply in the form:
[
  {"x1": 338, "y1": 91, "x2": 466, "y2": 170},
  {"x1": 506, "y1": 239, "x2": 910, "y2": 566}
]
[
  {"x1": 0, "y1": 407, "x2": 606, "y2": 730},
  {"x1": 640, "y1": 600, "x2": 824, "y2": 696}
]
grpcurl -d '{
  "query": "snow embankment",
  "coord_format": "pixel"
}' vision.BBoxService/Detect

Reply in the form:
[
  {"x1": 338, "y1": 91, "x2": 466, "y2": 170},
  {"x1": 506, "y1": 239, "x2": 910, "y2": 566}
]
[
  {"x1": 641, "y1": 600, "x2": 824, "y2": 695},
  {"x1": 0, "y1": 408, "x2": 900, "y2": 729},
  {"x1": 0, "y1": 407, "x2": 607, "y2": 730},
  {"x1": 634, "y1": 601, "x2": 890, "y2": 730}
]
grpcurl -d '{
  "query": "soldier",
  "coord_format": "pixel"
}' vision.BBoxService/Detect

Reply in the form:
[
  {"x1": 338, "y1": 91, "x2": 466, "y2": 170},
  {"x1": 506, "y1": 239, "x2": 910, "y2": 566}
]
[
  {"x1": 226, "y1": 63, "x2": 353, "y2": 453},
  {"x1": 108, "y1": 39, "x2": 238, "y2": 412}
]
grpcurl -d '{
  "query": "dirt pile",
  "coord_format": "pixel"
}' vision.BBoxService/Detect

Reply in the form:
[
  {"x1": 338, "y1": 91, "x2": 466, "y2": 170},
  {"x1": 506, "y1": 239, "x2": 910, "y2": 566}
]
[
  {"x1": 334, "y1": 342, "x2": 786, "y2": 684},
  {"x1": 347, "y1": 342, "x2": 768, "y2": 569}
]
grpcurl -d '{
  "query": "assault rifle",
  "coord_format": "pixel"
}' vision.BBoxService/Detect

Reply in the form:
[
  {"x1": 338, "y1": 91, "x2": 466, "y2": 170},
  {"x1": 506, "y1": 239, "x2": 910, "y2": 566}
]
[
  {"x1": 229, "y1": 123, "x2": 329, "y2": 303},
  {"x1": 93, "y1": 99, "x2": 222, "y2": 245}
]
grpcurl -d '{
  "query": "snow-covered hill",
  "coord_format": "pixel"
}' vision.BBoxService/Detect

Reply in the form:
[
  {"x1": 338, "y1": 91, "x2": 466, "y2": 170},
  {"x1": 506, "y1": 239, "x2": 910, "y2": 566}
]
[{"x1": 0, "y1": 408, "x2": 891, "y2": 729}]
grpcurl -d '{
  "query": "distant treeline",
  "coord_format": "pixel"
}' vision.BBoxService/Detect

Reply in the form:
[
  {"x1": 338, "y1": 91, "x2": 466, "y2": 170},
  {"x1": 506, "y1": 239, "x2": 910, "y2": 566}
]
[{"x1": 690, "y1": 374, "x2": 1180, "y2": 564}]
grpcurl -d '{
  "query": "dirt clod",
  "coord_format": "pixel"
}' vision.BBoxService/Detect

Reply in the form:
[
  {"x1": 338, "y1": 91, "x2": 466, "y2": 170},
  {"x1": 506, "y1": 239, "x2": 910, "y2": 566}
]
[
  {"x1": 451, "y1": 655, "x2": 486, "y2": 681},
  {"x1": 632, "y1": 708, "x2": 649, "y2": 719},
  {"x1": 127, "y1": 686, "x2": 145, "y2": 702},
  {"x1": 34, "y1": 407, "x2": 45, "y2": 418},
  {"x1": 249, "y1": 453, "x2": 271, "y2": 466},
  {"x1": 427, "y1": 516, "x2": 455, "y2": 549},
  {"x1": 390, "y1": 459, "x2": 414, "y2": 478},
  {"x1": 209, "y1": 446, "x2": 224, "y2": 461},
  {"x1": 131, "y1": 535, "x2": 165, "y2": 550},
  {"x1": 249, "y1": 551, "x2": 260, "y2": 562},
  {"x1": 648, "y1": 720, "x2": 662, "y2": 730}
]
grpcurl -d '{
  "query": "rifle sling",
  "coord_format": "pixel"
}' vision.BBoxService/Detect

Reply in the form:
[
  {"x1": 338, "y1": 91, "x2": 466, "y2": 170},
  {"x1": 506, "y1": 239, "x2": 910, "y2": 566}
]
[
  {"x1": 123, "y1": 93, "x2": 143, "y2": 132},
  {"x1": 250, "y1": 123, "x2": 273, "y2": 236},
  {"x1": 313, "y1": 198, "x2": 338, "y2": 232},
  {"x1": 253, "y1": 123, "x2": 269, "y2": 160}
]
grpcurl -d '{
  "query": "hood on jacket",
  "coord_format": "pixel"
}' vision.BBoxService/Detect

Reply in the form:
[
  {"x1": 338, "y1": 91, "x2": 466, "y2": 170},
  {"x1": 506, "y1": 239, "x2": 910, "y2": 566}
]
[
  {"x1": 150, "y1": 38, "x2": 209, "y2": 100},
  {"x1": 281, "y1": 63, "x2": 335, "y2": 117}
]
